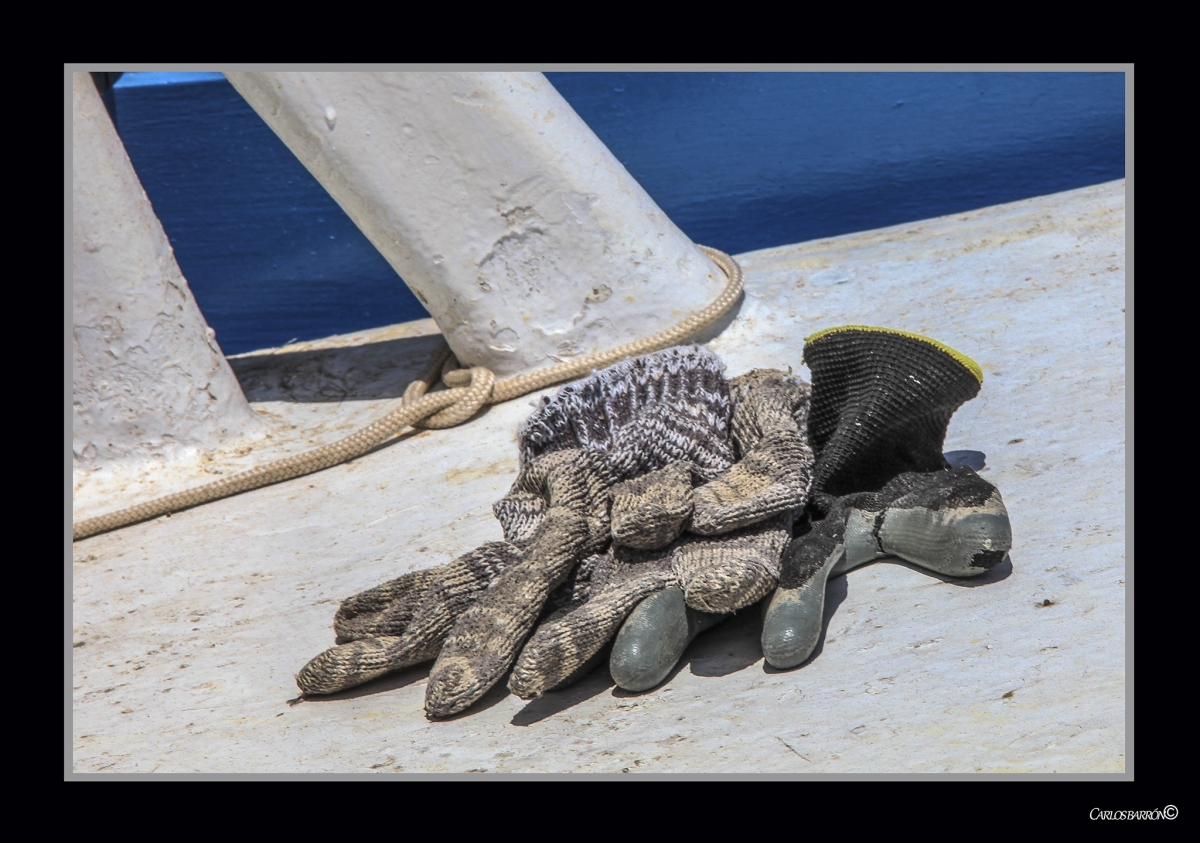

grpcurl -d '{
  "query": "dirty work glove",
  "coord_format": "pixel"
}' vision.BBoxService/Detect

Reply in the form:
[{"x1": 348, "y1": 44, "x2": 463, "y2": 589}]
[
  {"x1": 294, "y1": 447, "x2": 609, "y2": 715},
  {"x1": 761, "y1": 326, "x2": 1013, "y2": 669},
  {"x1": 509, "y1": 368, "x2": 815, "y2": 699},
  {"x1": 298, "y1": 346, "x2": 738, "y2": 718}
]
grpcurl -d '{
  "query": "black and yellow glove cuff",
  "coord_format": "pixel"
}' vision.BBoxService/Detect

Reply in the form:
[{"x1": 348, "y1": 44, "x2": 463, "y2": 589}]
[
  {"x1": 803, "y1": 325, "x2": 983, "y2": 384},
  {"x1": 802, "y1": 325, "x2": 985, "y2": 499}
]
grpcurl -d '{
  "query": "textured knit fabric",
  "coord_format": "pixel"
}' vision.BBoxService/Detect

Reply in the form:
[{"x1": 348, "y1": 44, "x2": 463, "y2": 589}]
[
  {"x1": 804, "y1": 327, "x2": 981, "y2": 507},
  {"x1": 514, "y1": 346, "x2": 734, "y2": 473},
  {"x1": 508, "y1": 367, "x2": 812, "y2": 700},
  {"x1": 693, "y1": 370, "x2": 814, "y2": 534},
  {"x1": 296, "y1": 542, "x2": 522, "y2": 694},
  {"x1": 779, "y1": 327, "x2": 1004, "y2": 591},
  {"x1": 297, "y1": 346, "x2": 815, "y2": 718}
]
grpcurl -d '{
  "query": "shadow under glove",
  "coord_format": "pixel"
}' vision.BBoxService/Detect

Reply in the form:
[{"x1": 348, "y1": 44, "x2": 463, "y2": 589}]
[
  {"x1": 761, "y1": 326, "x2": 1013, "y2": 669},
  {"x1": 298, "y1": 346, "x2": 738, "y2": 718}
]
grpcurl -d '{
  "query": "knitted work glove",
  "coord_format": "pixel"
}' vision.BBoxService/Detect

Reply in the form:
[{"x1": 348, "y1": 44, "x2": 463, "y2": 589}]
[
  {"x1": 300, "y1": 346, "x2": 798, "y2": 717},
  {"x1": 509, "y1": 368, "x2": 814, "y2": 698},
  {"x1": 760, "y1": 326, "x2": 1013, "y2": 669}
]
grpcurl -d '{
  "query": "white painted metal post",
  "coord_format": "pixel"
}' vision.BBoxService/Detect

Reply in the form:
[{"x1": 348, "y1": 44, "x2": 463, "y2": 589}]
[
  {"x1": 71, "y1": 72, "x2": 262, "y2": 471},
  {"x1": 225, "y1": 72, "x2": 733, "y2": 379}
]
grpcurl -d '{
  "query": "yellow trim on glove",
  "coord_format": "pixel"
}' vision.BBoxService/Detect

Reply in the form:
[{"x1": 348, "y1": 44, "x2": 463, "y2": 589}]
[{"x1": 803, "y1": 325, "x2": 984, "y2": 385}]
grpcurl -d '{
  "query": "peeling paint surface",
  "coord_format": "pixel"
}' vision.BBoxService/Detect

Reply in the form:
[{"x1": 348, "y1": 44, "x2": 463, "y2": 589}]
[
  {"x1": 71, "y1": 181, "x2": 1125, "y2": 773},
  {"x1": 225, "y1": 72, "x2": 723, "y2": 379},
  {"x1": 72, "y1": 73, "x2": 262, "y2": 472}
]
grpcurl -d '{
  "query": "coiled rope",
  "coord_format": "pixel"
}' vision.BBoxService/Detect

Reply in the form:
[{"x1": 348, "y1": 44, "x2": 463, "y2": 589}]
[{"x1": 73, "y1": 246, "x2": 743, "y2": 541}]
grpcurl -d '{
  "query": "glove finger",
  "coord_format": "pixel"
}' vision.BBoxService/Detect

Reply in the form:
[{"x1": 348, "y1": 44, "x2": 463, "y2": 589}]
[
  {"x1": 674, "y1": 514, "x2": 792, "y2": 613},
  {"x1": 509, "y1": 564, "x2": 673, "y2": 700},
  {"x1": 424, "y1": 508, "x2": 591, "y2": 719},
  {"x1": 299, "y1": 595, "x2": 470, "y2": 697},
  {"x1": 299, "y1": 542, "x2": 523, "y2": 694},
  {"x1": 846, "y1": 466, "x2": 1012, "y2": 577},
  {"x1": 690, "y1": 434, "x2": 813, "y2": 534},
  {"x1": 609, "y1": 586, "x2": 727, "y2": 692},
  {"x1": 492, "y1": 490, "x2": 548, "y2": 546},
  {"x1": 762, "y1": 468, "x2": 1012, "y2": 670},
  {"x1": 690, "y1": 369, "x2": 813, "y2": 535},
  {"x1": 610, "y1": 460, "x2": 695, "y2": 550},
  {"x1": 332, "y1": 566, "x2": 441, "y2": 643},
  {"x1": 333, "y1": 542, "x2": 519, "y2": 643},
  {"x1": 761, "y1": 532, "x2": 845, "y2": 670},
  {"x1": 727, "y1": 368, "x2": 811, "y2": 453},
  {"x1": 493, "y1": 448, "x2": 609, "y2": 546},
  {"x1": 296, "y1": 634, "x2": 443, "y2": 695}
]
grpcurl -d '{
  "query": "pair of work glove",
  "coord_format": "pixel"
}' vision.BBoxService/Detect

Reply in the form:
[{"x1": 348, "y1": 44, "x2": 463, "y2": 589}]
[
  {"x1": 297, "y1": 346, "x2": 814, "y2": 718},
  {"x1": 297, "y1": 327, "x2": 1013, "y2": 716}
]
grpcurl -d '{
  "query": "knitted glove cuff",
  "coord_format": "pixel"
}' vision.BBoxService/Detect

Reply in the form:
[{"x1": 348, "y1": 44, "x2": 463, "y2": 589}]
[
  {"x1": 803, "y1": 326, "x2": 983, "y2": 499},
  {"x1": 516, "y1": 345, "x2": 733, "y2": 465}
]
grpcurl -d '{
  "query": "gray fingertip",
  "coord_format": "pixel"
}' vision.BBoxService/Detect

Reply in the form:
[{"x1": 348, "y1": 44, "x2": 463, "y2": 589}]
[
  {"x1": 762, "y1": 543, "x2": 841, "y2": 668},
  {"x1": 761, "y1": 586, "x2": 825, "y2": 669},
  {"x1": 610, "y1": 588, "x2": 688, "y2": 692},
  {"x1": 610, "y1": 588, "x2": 726, "y2": 692},
  {"x1": 881, "y1": 491, "x2": 1013, "y2": 577}
]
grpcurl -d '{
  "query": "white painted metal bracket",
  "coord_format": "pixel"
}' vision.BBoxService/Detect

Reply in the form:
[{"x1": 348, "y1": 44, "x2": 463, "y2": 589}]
[
  {"x1": 71, "y1": 73, "x2": 262, "y2": 471},
  {"x1": 225, "y1": 72, "x2": 732, "y2": 378}
]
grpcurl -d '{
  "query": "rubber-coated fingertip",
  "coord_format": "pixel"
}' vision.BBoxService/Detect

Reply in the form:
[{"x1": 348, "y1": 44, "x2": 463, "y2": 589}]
[
  {"x1": 881, "y1": 490, "x2": 1013, "y2": 577},
  {"x1": 610, "y1": 588, "x2": 726, "y2": 692},
  {"x1": 761, "y1": 587, "x2": 823, "y2": 669},
  {"x1": 610, "y1": 588, "x2": 689, "y2": 691}
]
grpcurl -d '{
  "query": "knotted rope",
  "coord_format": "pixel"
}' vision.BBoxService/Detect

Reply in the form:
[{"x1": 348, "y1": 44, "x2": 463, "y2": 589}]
[{"x1": 72, "y1": 246, "x2": 743, "y2": 541}]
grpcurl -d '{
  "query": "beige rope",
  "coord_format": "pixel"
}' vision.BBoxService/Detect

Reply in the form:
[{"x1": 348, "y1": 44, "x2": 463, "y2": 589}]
[{"x1": 72, "y1": 246, "x2": 743, "y2": 541}]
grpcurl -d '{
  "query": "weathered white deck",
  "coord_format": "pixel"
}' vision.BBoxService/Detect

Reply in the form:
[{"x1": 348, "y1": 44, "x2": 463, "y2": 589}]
[{"x1": 71, "y1": 180, "x2": 1126, "y2": 774}]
